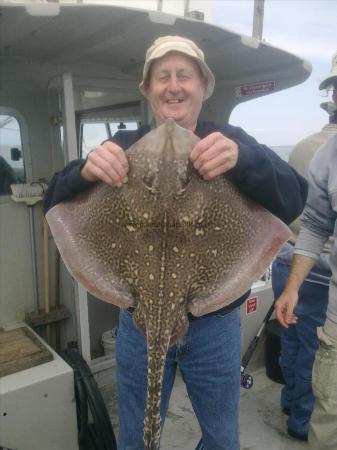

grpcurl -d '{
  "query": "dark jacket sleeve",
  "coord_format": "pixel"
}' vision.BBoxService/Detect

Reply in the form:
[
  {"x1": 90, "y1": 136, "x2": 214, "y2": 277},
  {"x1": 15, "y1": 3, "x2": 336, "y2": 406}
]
[
  {"x1": 43, "y1": 128, "x2": 149, "y2": 214},
  {"x1": 223, "y1": 125, "x2": 308, "y2": 225},
  {"x1": 43, "y1": 159, "x2": 94, "y2": 213}
]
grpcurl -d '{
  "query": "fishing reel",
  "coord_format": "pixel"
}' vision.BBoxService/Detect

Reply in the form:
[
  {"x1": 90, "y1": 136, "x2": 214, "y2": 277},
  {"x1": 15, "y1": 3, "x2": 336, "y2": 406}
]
[{"x1": 240, "y1": 368, "x2": 254, "y2": 389}]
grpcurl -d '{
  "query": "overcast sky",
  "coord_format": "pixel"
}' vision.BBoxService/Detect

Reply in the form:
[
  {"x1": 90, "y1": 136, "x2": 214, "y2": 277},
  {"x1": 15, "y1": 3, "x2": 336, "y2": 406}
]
[{"x1": 212, "y1": 0, "x2": 337, "y2": 146}]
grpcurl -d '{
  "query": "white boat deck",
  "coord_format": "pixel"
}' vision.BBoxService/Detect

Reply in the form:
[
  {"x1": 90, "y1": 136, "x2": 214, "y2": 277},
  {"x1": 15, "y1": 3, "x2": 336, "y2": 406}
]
[{"x1": 102, "y1": 365, "x2": 308, "y2": 450}]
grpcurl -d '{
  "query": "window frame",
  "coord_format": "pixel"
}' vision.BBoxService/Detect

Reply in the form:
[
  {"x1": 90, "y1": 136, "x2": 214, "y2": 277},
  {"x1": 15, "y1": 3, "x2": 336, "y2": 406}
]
[
  {"x1": 0, "y1": 107, "x2": 32, "y2": 195},
  {"x1": 76, "y1": 101, "x2": 141, "y2": 159}
]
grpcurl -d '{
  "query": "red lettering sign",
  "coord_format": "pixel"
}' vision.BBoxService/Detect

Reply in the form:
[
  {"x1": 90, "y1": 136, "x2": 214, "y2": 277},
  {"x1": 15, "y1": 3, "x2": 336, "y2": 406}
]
[
  {"x1": 246, "y1": 296, "x2": 258, "y2": 314},
  {"x1": 235, "y1": 81, "x2": 275, "y2": 98}
]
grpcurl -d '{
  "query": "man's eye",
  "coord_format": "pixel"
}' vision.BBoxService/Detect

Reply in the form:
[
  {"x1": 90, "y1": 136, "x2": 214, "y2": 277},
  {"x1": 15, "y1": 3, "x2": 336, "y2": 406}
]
[
  {"x1": 178, "y1": 74, "x2": 189, "y2": 81},
  {"x1": 158, "y1": 75, "x2": 169, "y2": 81}
]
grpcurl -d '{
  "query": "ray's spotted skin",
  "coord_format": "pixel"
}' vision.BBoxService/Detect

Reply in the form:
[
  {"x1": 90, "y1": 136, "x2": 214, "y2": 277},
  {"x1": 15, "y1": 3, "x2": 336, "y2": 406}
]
[{"x1": 46, "y1": 119, "x2": 290, "y2": 450}]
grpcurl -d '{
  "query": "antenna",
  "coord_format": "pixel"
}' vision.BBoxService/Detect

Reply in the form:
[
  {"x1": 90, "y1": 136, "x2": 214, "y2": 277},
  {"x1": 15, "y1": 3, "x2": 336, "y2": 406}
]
[{"x1": 252, "y1": 0, "x2": 265, "y2": 40}]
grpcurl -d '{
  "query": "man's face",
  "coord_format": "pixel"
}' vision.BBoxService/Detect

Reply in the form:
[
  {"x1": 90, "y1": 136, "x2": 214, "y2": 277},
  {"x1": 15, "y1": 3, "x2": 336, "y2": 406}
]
[{"x1": 145, "y1": 52, "x2": 206, "y2": 131}]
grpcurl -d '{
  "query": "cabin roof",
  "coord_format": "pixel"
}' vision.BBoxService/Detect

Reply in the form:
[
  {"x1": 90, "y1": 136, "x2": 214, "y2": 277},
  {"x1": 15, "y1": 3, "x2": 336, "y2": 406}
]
[{"x1": 0, "y1": 4, "x2": 311, "y2": 119}]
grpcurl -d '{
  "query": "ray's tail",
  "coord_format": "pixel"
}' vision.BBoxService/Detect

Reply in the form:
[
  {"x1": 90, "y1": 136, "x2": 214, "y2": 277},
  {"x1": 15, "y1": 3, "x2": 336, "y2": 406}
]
[{"x1": 143, "y1": 332, "x2": 171, "y2": 450}]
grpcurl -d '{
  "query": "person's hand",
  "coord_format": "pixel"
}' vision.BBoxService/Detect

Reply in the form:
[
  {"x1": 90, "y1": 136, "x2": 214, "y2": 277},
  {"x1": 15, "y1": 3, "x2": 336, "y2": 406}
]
[
  {"x1": 274, "y1": 289, "x2": 299, "y2": 328},
  {"x1": 81, "y1": 141, "x2": 129, "y2": 187},
  {"x1": 190, "y1": 132, "x2": 239, "y2": 180}
]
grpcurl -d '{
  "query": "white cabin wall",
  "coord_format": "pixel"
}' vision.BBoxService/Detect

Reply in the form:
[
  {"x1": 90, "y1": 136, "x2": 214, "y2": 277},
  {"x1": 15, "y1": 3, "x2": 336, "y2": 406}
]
[
  {"x1": 0, "y1": 201, "x2": 33, "y2": 327},
  {"x1": 0, "y1": 61, "x2": 55, "y2": 327}
]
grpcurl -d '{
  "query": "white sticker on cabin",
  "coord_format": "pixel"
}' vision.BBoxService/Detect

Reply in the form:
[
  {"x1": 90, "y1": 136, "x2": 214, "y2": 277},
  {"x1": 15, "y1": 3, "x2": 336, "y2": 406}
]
[
  {"x1": 246, "y1": 296, "x2": 258, "y2": 314},
  {"x1": 235, "y1": 81, "x2": 275, "y2": 97}
]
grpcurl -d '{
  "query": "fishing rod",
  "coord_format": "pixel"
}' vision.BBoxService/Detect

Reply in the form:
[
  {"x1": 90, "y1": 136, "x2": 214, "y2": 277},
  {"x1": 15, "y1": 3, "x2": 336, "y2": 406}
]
[{"x1": 240, "y1": 300, "x2": 276, "y2": 389}]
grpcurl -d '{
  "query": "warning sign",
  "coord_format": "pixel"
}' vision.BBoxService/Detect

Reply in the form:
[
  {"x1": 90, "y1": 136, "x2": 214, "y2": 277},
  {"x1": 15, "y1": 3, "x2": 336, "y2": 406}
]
[
  {"x1": 235, "y1": 81, "x2": 275, "y2": 98},
  {"x1": 246, "y1": 296, "x2": 258, "y2": 315}
]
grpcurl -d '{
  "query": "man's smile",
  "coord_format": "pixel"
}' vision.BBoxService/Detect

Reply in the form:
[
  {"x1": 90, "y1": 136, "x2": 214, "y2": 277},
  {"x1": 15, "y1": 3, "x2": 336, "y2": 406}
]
[{"x1": 166, "y1": 99, "x2": 184, "y2": 104}]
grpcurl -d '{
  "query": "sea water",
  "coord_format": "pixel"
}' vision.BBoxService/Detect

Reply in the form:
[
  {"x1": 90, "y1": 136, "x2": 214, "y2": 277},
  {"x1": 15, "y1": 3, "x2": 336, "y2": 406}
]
[{"x1": 271, "y1": 145, "x2": 293, "y2": 162}]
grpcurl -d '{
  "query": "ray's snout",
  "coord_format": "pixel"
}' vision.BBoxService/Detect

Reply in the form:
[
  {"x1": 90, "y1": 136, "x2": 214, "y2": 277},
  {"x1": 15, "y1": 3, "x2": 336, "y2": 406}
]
[{"x1": 139, "y1": 119, "x2": 197, "y2": 198}]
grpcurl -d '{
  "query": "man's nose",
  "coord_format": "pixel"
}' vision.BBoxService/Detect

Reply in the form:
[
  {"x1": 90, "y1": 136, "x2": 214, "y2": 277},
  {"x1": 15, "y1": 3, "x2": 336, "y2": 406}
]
[{"x1": 167, "y1": 76, "x2": 180, "y2": 92}]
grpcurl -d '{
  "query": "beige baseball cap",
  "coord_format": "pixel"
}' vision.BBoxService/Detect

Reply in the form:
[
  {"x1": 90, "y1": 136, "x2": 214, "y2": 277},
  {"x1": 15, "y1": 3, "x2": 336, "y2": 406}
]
[
  {"x1": 139, "y1": 35, "x2": 215, "y2": 100},
  {"x1": 319, "y1": 51, "x2": 337, "y2": 90}
]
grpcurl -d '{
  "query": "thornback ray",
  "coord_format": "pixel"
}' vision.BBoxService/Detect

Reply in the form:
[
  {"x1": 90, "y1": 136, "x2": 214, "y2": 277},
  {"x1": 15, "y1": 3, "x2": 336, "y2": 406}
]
[{"x1": 46, "y1": 118, "x2": 291, "y2": 450}]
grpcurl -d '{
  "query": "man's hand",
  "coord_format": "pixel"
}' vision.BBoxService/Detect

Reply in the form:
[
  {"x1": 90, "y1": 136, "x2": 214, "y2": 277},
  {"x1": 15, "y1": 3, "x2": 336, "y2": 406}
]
[
  {"x1": 190, "y1": 132, "x2": 239, "y2": 180},
  {"x1": 274, "y1": 289, "x2": 299, "y2": 328},
  {"x1": 81, "y1": 141, "x2": 129, "y2": 187},
  {"x1": 274, "y1": 254, "x2": 316, "y2": 328}
]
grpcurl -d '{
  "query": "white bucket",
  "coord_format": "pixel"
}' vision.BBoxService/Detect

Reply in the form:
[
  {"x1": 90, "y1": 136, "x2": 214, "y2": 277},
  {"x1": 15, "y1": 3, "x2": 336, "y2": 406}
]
[{"x1": 101, "y1": 326, "x2": 118, "y2": 356}]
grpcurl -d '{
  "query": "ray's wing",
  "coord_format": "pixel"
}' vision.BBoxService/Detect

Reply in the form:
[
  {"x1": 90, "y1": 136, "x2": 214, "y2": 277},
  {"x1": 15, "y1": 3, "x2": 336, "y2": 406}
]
[
  {"x1": 171, "y1": 176, "x2": 291, "y2": 316},
  {"x1": 46, "y1": 183, "x2": 135, "y2": 308}
]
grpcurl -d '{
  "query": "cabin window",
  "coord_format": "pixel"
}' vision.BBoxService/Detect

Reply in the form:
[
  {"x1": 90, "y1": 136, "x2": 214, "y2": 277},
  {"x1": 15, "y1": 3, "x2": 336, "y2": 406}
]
[
  {"x1": 80, "y1": 120, "x2": 138, "y2": 158},
  {"x1": 0, "y1": 114, "x2": 25, "y2": 195}
]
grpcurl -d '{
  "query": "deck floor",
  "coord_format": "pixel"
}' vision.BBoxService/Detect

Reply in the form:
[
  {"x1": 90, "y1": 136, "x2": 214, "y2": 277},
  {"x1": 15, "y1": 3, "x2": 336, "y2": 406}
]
[{"x1": 101, "y1": 365, "x2": 308, "y2": 450}]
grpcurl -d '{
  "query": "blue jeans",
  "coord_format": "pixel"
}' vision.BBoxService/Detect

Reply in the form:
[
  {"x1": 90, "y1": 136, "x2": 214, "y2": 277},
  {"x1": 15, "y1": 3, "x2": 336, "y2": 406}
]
[
  {"x1": 272, "y1": 260, "x2": 329, "y2": 435},
  {"x1": 116, "y1": 307, "x2": 241, "y2": 450}
]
